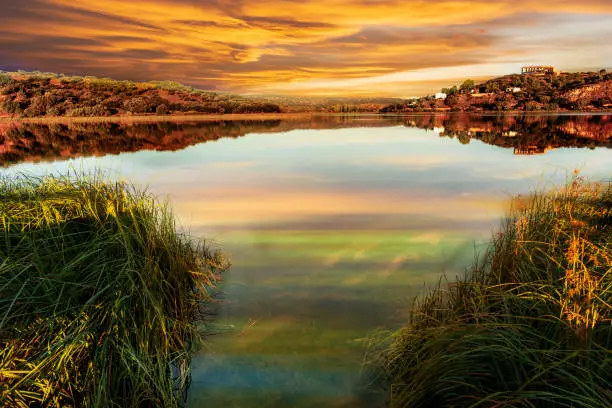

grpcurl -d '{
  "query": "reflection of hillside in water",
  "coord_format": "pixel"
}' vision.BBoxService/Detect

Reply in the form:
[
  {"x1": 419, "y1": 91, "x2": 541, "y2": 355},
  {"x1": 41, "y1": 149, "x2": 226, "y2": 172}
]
[
  {"x1": 404, "y1": 113, "x2": 612, "y2": 155},
  {"x1": 0, "y1": 116, "x2": 405, "y2": 166},
  {"x1": 1, "y1": 114, "x2": 611, "y2": 166}
]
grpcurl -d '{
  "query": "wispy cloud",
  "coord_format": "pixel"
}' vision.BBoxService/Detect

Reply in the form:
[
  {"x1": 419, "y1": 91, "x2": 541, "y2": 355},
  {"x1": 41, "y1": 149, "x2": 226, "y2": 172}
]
[{"x1": 1, "y1": 0, "x2": 611, "y2": 95}]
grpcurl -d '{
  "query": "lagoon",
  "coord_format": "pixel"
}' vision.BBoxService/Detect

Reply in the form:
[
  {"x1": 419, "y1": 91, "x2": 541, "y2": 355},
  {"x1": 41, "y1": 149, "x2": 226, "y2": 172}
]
[{"x1": 1, "y1": 114, "x2": 611, "y2": 407}]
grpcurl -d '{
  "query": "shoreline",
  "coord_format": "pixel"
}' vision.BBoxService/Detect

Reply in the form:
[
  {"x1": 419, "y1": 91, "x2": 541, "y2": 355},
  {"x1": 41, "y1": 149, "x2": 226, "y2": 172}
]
[
  {"x1": 0, "y1": 174, "x2": 229, "y2": 407},
  {"x1": 374, "y1": 180, "x2": 612, "y2": 406},
  {"x1": 1, "y1": 110, "x2": 612, "y2": 124},
  {"x1": 0, "y1": 112, "x2": 322, "y2": 124}
]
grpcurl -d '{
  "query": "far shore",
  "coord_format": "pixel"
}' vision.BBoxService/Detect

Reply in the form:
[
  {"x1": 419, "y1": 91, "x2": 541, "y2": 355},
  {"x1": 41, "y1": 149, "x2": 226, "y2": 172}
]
[
  {"x1": 0, "y1": 112, "x2": 322, "y2": 124},
  {"x1": 1, "y1": 110, "x2": 611, "y2": 124}
]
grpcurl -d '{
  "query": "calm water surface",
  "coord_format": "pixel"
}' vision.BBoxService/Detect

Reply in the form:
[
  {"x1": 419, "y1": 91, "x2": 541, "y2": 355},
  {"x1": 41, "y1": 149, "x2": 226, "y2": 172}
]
[{"x1": 1, "y1": 114, "x2": 611, "y2": 407}]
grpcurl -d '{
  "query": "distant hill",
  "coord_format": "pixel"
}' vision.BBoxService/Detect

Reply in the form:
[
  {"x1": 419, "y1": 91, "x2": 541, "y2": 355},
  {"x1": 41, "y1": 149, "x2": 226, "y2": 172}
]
[
  {"x1": 0, "y1": 71, "x2": 402, "y2": 118},
  {"x1": 0, "y1": 71, "x2": 285, "y2": 118},
  {"x1": 3, "y1": 69, "x2": 609, "y2": 118},
  {"x1": 381, "y1": 69, "x2": 612, "y2": 113}
]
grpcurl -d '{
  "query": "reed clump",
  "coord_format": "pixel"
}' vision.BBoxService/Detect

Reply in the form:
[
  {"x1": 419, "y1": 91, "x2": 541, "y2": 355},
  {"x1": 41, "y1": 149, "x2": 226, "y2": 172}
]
[
  {"x1": 0, "y1": 173, "x2": 228, "y2": 407},
  {"x1": 374, "y1": 176, "x2": 612, "y2": 407}
]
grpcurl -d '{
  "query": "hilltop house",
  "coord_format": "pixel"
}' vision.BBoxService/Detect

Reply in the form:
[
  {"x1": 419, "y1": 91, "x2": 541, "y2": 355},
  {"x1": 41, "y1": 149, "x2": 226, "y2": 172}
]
[
  {"x1": 506, "y1": 87, "x2": 522, "y2": 93},
  {"x1": 434, "y1": 92, "x2": 447, "y2": 100}
]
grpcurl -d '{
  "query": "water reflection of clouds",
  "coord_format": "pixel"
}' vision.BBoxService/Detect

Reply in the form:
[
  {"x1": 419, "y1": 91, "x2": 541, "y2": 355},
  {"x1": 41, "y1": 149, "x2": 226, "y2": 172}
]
[
  {"x1": 137, "y1": 128, "x2": 612, "y2": 219},
  {"x1": 174, "y1": 196, "x2": 506, "y2": 234}
]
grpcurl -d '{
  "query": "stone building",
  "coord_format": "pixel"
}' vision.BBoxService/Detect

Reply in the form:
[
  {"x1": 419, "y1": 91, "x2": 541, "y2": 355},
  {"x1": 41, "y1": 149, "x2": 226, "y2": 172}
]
[{"x1": 521, "y1": 66, "x2": 557, "y2": 75}]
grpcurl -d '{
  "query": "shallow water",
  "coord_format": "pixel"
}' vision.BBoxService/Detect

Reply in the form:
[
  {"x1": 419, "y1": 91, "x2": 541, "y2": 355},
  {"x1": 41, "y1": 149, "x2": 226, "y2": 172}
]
[{"x1": 1, "y1": 114, "x2": 611, "y2": 407}]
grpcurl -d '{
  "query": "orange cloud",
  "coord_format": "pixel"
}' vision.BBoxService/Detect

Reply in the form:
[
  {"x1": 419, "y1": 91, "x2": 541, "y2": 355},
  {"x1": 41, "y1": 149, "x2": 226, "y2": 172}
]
[{"x1": 1, "y1": 0, "x2": 611, "y2": 96}]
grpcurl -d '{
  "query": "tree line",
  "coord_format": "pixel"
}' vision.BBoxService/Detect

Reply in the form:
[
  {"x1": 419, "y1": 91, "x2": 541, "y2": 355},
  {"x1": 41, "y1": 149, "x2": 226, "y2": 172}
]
[{"x1": 0, "y1": 71, "x2": 281, "y2": 117}]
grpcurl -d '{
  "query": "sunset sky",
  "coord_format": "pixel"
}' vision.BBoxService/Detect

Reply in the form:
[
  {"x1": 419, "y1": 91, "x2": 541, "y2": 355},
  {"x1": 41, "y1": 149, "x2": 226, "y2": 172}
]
[{"x1": 2, "y1": 0, "x2": 612, "y2": 97}]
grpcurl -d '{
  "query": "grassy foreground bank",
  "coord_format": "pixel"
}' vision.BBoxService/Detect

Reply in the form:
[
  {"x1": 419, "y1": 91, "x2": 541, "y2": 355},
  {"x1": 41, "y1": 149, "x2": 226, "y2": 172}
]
[
  {"x1": 371, "y1": 178, "x2": 612, "y2": 407},
  {"x1": 0, "y1": 174, "x2": 228, "y2": 407}
]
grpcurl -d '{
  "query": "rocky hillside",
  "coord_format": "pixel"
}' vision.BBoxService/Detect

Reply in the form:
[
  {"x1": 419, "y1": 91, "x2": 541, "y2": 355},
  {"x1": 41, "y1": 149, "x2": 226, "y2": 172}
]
[
  {"x1": 382, "y1": 70, "x2": 612, "y2": 113},
  {"x1": 563, "y1": 80, "x2": 612, "y2": 105}
]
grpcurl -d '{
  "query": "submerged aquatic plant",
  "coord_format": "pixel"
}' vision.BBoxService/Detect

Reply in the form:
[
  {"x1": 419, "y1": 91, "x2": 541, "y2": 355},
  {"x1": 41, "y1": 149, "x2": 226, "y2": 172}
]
[
  {"x1": 368, "y1": 176, "x2": 612, "y2": 407},
  {"x1": 0, "y1": 172, "x2": 228, "y2": 407}
]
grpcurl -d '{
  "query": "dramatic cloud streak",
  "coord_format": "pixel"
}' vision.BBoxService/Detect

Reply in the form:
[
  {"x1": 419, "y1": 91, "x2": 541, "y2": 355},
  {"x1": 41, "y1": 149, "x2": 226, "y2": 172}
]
[{"x1": 1, "y1": 0, "x2": 611, "y2": 96}]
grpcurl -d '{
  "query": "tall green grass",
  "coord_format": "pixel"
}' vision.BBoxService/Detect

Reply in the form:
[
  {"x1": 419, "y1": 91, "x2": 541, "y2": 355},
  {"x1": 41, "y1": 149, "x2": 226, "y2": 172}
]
[
  {"x1": 0, "y1": 173, "x2": 228, "y2": 407},
  {"x1": 369, "y1": 177, "x2": 612, "y2": 407}
]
